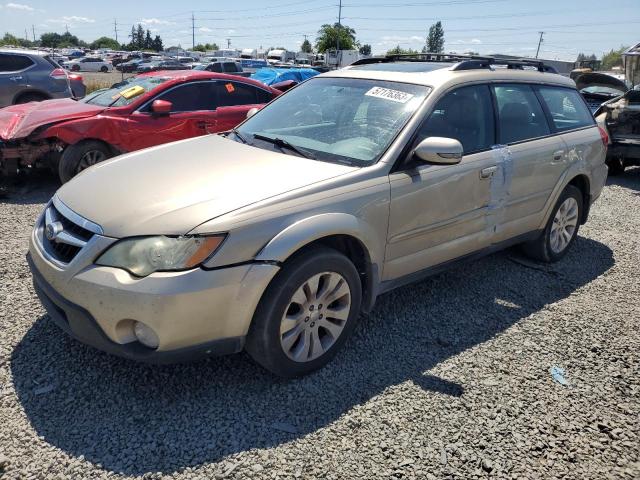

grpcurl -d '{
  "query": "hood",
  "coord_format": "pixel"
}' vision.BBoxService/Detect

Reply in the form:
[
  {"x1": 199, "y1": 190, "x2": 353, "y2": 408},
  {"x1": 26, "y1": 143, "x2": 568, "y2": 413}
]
[
  {"x1": 56, "y1": 134, "x2": 357, "y2": 238},
  {"x1": 0, "y1": 99, "x2": 104, "y2": 140},
  {"x1": 574, "y1": 72, "x2": 628, "y2": 94}
]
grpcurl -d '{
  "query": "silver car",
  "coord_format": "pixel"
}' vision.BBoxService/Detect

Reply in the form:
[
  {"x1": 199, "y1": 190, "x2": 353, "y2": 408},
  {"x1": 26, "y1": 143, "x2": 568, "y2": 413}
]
[
  {"x1": 0, "y1": 49, "x2": 73, "y2": 107},
  {"x1": 28, "y1": 56, "x2": 608, "y2": 377}
]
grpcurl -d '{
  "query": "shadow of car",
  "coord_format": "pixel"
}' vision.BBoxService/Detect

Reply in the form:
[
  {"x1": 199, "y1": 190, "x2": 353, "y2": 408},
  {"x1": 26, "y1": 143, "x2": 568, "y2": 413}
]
[{"x1": 11, "y1": 236, "x2": 613, "y2": 475}]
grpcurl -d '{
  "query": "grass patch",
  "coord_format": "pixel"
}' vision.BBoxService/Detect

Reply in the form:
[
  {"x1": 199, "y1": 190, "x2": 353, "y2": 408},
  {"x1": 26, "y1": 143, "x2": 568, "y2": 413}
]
[{"x1": 85, "y1": 79, "x2": 114, "y2": 94}]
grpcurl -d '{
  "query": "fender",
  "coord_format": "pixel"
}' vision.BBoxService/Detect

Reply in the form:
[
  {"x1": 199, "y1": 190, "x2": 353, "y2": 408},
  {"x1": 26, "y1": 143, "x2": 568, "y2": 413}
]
[{"x1": 255, "y1": 212, "x2": 383, "y2": 266}]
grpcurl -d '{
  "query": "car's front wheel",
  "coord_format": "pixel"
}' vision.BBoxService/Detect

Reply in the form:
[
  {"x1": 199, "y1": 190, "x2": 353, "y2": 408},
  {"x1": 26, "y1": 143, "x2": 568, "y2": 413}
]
[
  {"x1": 100, "y1": 66, "x2": 108, "y2": 73},
  {"x1": 522, "y1": 185, "x2": 583, "y2": 262},
  {"x1": 58, "y1": 141, "x2": 113, "y2": 183},
  {"x1": 246, "y1": 246, "x2": 362, "y2": 377}
]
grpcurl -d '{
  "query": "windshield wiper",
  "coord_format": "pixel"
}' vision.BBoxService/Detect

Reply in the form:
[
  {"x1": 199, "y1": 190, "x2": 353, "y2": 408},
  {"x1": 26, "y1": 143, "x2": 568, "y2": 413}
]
[
  {"x1": 253, "y1": 133, "x2": 315, "y2": 159},
  {"x1": 231, "y1": 128, "x2": 249, "y2": 144}
]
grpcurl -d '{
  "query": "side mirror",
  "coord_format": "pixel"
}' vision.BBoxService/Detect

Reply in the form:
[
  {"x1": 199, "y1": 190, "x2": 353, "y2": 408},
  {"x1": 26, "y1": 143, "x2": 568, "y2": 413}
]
[
  {"x1": 413, "y1": 137, "x2": 463, "y2": 165},
  {"x1": 151, "y1": 99, "x2": 172, "y2": 115},
  {"x1": 246, "y1": 107, "x2": 260, "y2": 119}
]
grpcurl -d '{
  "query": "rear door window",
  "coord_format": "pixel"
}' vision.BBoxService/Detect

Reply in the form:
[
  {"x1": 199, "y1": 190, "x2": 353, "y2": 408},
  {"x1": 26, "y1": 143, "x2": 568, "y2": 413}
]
[
  {"x1": 0, "y1": 54, "x2": 34, "y2": 72},
  {"x1": 207, "y1": 63, "x2": 223, "y2": 73},
  {"x1": 493, "y1": 84, "x2": 550, "y2": 144},
  {"x1": 536, "y1": 86, "x2": 595, "y2": 131},
  {"x1": 413, "y1": 84, "x2": 495, "y2": 154},
  {"x1": 223, "y1": 62, "x2": 239, "y2": 73},
  {"x1": 216, "y1": 81, "x2": 259, "y2": 106}
]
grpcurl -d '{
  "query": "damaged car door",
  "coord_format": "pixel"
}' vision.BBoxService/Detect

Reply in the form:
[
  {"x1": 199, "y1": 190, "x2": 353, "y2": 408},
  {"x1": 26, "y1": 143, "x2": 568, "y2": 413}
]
[{"x1": 385, "y1": 84, "x2": 499, "y2": 280}]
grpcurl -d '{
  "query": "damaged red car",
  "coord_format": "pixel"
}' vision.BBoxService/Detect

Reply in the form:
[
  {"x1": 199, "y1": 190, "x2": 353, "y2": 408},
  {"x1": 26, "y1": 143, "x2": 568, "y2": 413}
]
[{"x1": 0, "y1": 70, "x2": 280, "y2": 182}]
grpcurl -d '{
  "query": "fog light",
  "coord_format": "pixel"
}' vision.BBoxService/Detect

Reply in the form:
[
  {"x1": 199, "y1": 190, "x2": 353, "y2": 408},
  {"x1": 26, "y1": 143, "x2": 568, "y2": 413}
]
[{"x1": 133, "y1": 321, "x2": 159, "y2": 349}]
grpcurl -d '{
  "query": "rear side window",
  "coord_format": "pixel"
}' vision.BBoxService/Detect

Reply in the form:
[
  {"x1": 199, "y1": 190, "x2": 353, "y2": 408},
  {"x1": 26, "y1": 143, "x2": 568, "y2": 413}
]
[
  {"x1": 216, "y1": 82, "x2": 259, "y2": 106},
  {"x1": 493, "y1": 84, "x2": 550, "y2": 144},
  {"x1": 0, "y1": 54, "x2": 34, "y2": 72},
  {"x1": 414, "y1": 84, "x2": 495, "y2": 154},
  {"x1": 206, "y1": 63, "x2": 223, "y2": 73},
  {"x1": 536, "y1": 86, "x2": 595, "y2": 131},
  {"x1": 256, "y1": 88, "x2": 273, "y2": 103},
  {"x1": 223, "y1": 62, "x2": 239, "y2": 72}
]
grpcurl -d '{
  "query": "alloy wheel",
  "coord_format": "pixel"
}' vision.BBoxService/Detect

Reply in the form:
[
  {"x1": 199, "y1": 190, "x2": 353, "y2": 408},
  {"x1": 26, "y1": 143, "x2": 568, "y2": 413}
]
[
  {"x1": 77, "y1": 150, "x2": 106, "y2": 172},
  {"x1": 279, "y1": 271, "x2": 351, "y2": 363},
  {"x1": 550, "y1": 197, "x2": 579, "y2": 254}
]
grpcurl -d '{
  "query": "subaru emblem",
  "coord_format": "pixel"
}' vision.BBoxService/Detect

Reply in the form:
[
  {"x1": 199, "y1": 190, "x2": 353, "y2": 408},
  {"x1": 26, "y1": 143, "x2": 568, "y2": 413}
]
[{"x1": 45, "y1": 221, "x2": 64, "y2": 241}]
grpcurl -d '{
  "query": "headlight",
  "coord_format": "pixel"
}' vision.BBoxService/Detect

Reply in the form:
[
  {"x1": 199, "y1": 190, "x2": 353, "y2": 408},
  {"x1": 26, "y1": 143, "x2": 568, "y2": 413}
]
[{"x1": 96, "y1": 235, "x2": 225, "y2": 277}]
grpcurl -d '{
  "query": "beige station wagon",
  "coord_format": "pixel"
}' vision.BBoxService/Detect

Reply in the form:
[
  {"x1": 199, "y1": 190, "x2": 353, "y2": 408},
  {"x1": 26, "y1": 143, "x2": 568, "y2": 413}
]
[{"x1": 28, "y1": 54, "x2": 608, "y2": 377}]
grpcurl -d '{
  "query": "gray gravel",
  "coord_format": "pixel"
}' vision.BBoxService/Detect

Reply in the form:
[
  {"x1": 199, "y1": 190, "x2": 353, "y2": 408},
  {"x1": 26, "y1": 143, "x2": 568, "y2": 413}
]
[{"x1": 0, "y1": 170, "x2": 639, "y2": 479}]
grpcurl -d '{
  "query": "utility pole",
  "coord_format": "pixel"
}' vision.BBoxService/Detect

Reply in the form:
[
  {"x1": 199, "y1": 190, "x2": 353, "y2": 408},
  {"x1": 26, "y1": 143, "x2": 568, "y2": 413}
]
[
  {"x1": 65, "y1": 24, "x2": 69, "y2": 34},
  {"x1": 191, "y1": 12, "x2": 195, "y2": 50},
  {"x1": 31, "y1": 24, "x2": 35, "y2": 42},
  {"x1": 535, "y1": 31, "x2": 544, "y2": 59},
  {"x1": 227, "y1": 38, "x2": 231, "y2": 48},
  {"x1": 24, "y1": 28, "x2": 28, "y2": 41},
  {"x1": 336, "y1": 0, "x2": 342, "y2": 65},
  {"x1": 114, "y1": 19, "x2": 118, "y2": 43}
]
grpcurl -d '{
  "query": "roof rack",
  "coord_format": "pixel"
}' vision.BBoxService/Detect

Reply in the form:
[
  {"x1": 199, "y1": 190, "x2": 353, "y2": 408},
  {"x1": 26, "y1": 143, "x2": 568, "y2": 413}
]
[{"x1": 351, "y1": 53, "x2": 549, "y2": 72}]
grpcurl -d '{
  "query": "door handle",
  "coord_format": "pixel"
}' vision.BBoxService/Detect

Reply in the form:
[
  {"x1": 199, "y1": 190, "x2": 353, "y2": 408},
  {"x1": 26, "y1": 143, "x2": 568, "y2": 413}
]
[
  {"x1": 552, "y1": 150, "x2": 565, "y2": 161},
  {"x1": 480, "y1": 166, "x2": 498, "y2": 179}
]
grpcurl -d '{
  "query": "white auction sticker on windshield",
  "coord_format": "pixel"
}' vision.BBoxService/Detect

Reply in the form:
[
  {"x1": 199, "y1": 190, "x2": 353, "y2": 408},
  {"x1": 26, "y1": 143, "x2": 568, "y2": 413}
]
[{"x1": 365, "y1": 86, "x2": 414, "y2": 103}]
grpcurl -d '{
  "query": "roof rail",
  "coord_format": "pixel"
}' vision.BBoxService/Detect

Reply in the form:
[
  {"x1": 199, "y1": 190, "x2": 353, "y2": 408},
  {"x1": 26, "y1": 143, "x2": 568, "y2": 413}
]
[{"x1": 351, "y1": 53, "x2": 550, "y2": 73}]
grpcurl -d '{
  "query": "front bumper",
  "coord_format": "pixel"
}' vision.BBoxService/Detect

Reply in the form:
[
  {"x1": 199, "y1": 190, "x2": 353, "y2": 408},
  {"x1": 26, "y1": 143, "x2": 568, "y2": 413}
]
[{"x1": 28, "y1": 228, "x2": 280, "y2": 363}]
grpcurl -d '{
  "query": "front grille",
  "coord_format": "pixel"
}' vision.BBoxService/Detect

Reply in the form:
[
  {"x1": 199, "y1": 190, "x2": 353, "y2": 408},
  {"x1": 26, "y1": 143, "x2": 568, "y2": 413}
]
[{"x1": 39, "y1": 201, "x2": 95, "y2": 265}]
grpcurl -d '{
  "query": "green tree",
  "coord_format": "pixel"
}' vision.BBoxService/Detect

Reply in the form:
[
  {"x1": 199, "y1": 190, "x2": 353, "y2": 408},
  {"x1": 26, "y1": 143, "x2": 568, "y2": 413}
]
[
  {"x1": 426, "y1": 21, "x2": 445, "y2": 53},
  {"x1": 301, "y1": 38, "x2": 313, "y2": 53},
  {"x1": 315, "y1": 23, "x2": 357, "y2": 52},
  {"x1": 601, "y1": 46, "x2": 628, "y2": 70},
  {"x1": 151, "y1": 35, "x2": 164, "y2": 52},
  {"x1": 359, "y1": 44, "x2": 371, "y2": 56},
  {"x1": 90, "y1": 36, "x2": 120, "y2": 50},
  {"x1": 193, "y1": 42, "x2": 219, "y2": 52},
  {"x1": 387, "y1": 45, "x2": 419, "y2": 56},
  {"x1": 136, "y1": 24, "x2": 145, "y2": 49},
  {"x1": 2, "y1": 33, "x2": 32, "y2": 47},
  {"x1": 144, "y1": 30, "x2": 153, "y2": 50}
]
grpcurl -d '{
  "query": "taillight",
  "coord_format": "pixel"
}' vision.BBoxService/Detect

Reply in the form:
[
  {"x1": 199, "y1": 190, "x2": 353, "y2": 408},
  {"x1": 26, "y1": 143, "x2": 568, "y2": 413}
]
[
  {"x1": 68, "y1": 73, "x2": 83, "y2": 82},
  {"x1": 50, "y1": 68, "x2": 68, "y2": 80},
  {"x1": 598, "y1": 126, "x2": 609, "y2": 147}
]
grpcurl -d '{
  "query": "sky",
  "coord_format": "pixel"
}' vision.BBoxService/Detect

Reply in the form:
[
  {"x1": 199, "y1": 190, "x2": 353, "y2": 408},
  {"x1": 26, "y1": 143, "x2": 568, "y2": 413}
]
[{"x1": 0, "y1": 0, "x2": 638, "y2": 61}]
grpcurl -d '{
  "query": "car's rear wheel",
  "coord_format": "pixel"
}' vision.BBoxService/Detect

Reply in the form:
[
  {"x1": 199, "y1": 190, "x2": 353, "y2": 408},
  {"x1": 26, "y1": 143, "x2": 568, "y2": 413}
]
[
  {"x1": 71, "y1": 64, "x2": 80, "y2": 72},
  {"x1": 100, "y1": 66, "x2": 108, "y2": 73},
  {"x1": 58, "y1": 141, "x2": 112, "y2": 183},
  {"x1": 246, "y1": 246, "x2": 362, "y2": 378},
  {"x1": 14, "y1": 93, "x2": 47, "y2": 104},
  {"x1": 522, "y1": 185, "x2": 583, "y2": 263}
]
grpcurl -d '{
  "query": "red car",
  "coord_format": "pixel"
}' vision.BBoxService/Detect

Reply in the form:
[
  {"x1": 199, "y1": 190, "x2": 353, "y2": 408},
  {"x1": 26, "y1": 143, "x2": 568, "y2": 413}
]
[{"x1": 0, "y1": 70, "x2": 280, "y2": 182}]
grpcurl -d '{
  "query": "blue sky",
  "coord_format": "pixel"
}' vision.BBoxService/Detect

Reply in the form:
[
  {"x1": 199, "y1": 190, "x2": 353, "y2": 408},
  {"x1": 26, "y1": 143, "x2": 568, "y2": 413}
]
[{"x1": 0, "y1": 0, "x2": 638, "y2": 60}]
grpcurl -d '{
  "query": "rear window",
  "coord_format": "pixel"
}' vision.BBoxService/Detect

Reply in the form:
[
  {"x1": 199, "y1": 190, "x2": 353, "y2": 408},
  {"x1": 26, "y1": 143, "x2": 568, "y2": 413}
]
[
  {"x1": 223, "y1": 62, "x2": 239, "y2": 72},
  {"x1": 536, "y1": 86, "x2": 595, "y2": 131},
  {"x1": 0, "y1": 54, "x2": 34, "y2": 72}
]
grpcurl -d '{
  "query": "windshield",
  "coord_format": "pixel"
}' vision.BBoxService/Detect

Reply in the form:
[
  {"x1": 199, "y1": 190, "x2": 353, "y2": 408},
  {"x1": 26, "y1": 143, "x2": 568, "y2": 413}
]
[
  {"x1": 80, "y1": 76, "x2": 170, "y2": 107},
  {"x1": 236, "y1": 77, "x2": 430, "y2": 165},
  {"x1": 581, "y1": 85, "x2": 626, "y2": 96}
]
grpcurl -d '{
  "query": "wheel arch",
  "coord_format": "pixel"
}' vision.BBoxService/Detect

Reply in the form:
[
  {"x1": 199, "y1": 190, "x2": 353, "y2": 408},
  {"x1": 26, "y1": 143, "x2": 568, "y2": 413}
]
[
  {"x1": 13, "y1": 89, "x2": 51, "y2": 104},
  {"x1": 567, "y1": 174, "x2": 591, "y2": 224},
  {"x1": 255, "y1": 213, "x2": 382, "y2": 312}
]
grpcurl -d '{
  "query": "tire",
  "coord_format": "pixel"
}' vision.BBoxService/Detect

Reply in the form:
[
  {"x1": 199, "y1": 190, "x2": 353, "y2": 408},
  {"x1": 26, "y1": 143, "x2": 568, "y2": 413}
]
[
  {"x1": 246, "y1": 246, "x2": 362, "y2": 378},
  {"x1": 606, "y1": 156, "x2": 625, "y2": 176},
  {"x1": 58, "y1": 141, "x2": 112, "y2": 183},
  {"x1": 71, "y1": 64, "x2": 80, "y2": 72},
  {"x1": 522, "y1": 185, "x2": 583, "y2": 263},
  {"x1": 100, "y1": 66, "x2": 108, "y2": 73},
  {"x1": 14, "y1": 93, "x2": 47, "y2": 104}
]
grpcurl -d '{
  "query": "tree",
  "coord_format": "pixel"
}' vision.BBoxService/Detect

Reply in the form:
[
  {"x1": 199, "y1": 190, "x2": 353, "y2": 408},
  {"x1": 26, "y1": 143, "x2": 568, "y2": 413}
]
[
  {"x1": 359, "y1": 44, "x2": 371, "y2": 56},
  {"x1": 426, "y1": 21, "x2": 444, "y2": 53},
  {"x1": 601, "y1": 46, "x2": 628, "y2": 70},
  {"x1": 1, "y1": 33, "x2": 32, "y2": 47},
  {"x1": 387, "y1": 45, "x2": 419, "y2": 56},
  {"x1": 90, "y1": 36, "x2": 120, "y2": 50},
  {"x1": 315, "y1": 23, "x2": 357, "y2": 52},
  {"x1": 39, "y1": 31, "x2": 81, "y2": 48},
  {"x1": 151, "y1": 35, "x2": 164, "y2": 52},
  {"x1": 301, "y1": 38, "x2": 313, "y2": 53},
  {"x1": 144, "y1": 30, "x2": 153, "y2": 50},
  {"x1": 193, "y1": 42, "x2": 218, "y2": 52},
  {"x1": 136, "y1": 24, "x2": 145, "y2": 49}
]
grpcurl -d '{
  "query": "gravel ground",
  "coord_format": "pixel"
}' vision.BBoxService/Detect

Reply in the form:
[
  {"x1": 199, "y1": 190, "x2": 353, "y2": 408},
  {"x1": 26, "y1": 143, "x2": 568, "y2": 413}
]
[{"x1": 0, "y1": 170, "x2": 638, "y2": 479}]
